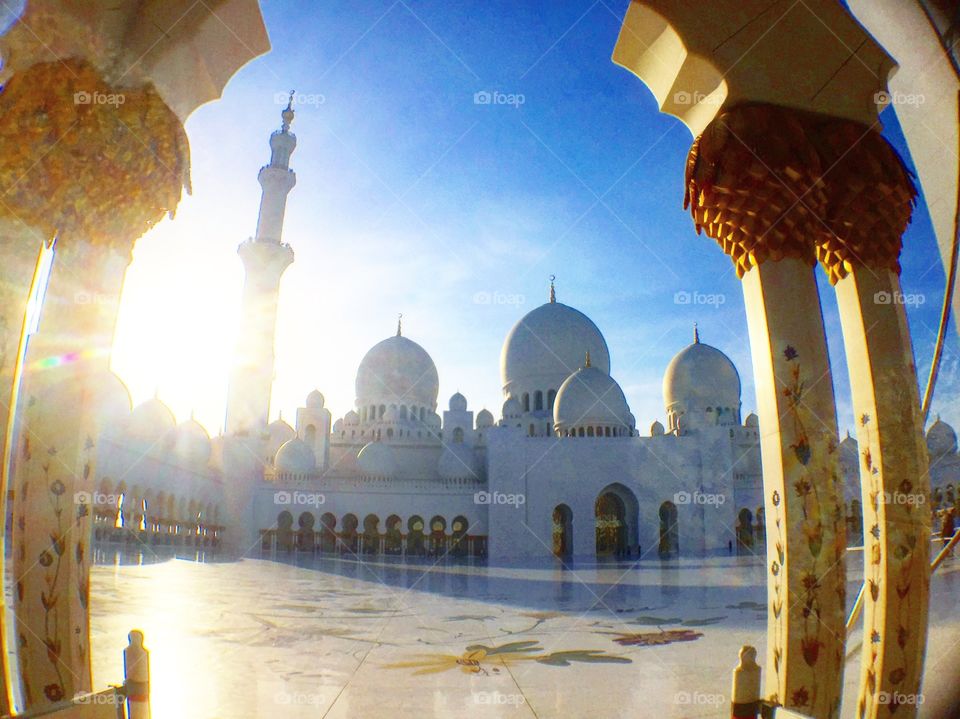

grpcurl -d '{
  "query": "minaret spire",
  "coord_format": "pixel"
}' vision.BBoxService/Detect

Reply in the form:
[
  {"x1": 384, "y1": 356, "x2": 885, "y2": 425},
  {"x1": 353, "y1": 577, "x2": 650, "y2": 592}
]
[
  {"x1": 225, "y1": 97, "x2": 298, "y2": 435},
  {"x1": 693, "y1": 322, "x2": 700, "y2": 344},
  {"x1": 549, "y1": 275, "x2": 556, "y2": 303},
  {"x1": 397, "y1": 313, "x2": 403, "y2": 337}
]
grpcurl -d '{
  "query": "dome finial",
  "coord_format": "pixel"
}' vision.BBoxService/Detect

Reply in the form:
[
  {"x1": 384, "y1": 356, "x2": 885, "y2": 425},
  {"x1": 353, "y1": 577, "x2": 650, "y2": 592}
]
[
  {"x1": 397, "y1": 313, "x2": 403, "y2": 337},
  {"x1": 281, "y1": 91, "x2": 295, "y2": 132},
  {"x1": 585, "y1": 350, "x2": 591, "y2": 368},
  {"x1": 549, "y1": 275, "x2": 556, "y2": 303},
  {"x1": 693, "y1": 322, "x2": 700, "y2": 344}
]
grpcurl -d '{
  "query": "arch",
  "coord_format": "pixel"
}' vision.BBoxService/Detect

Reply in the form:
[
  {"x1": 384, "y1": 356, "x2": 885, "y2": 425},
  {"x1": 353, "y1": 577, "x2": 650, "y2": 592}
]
[
  {"x1": 297, "y1": 511, "x2": 316, "y2": 552},
  {"x1": 547, "y1": 389, "x2": 557, "y2": 411},
  {"x1": 659, "y1": 501, "x2": 680, "y2": 557},
  {"x1": 552, "y1": 504, "x2": 573, "y2": 558},
  {"x1": 407, "y1": 515, "x2": 426, "y2": 556},
  {"x1": 277, "y1": 510, "x2": 294, "y2": 552},
  {"x1": 429, "y1": 515, "x2": 447, "y2": 557},
  {"x1": 587, "y1": 426, "x2": 595, "y2": 437},
  {"x1": 378, "y1": 404, "x2": 386, "y2": 419},
  {"x1": 384, "y1": 514, "x2": 403, "y2": 554},
  {"x1": 305, "y1": 424, "x2": 317, "y2": 445},
  {"x1": 534, "y1": 390, "x2": 543, "y2": 411},
  {"x1": 522, "y1": 393, "x2": 530, "y2": 412},
  {"x1": 320, "y1": 512, "x2": 337, "y2": 552},
  {"x1": 341, "y1": 513, "x2": 359, "y2": 554},
  {"x1": 363, "y1": 514, "x2": 381, "y2": 554},
  {"x1": 736, "y1": 508, "x2": 754, "y2": 553},
  {"x1": 420, "y1": 407, "x2": 426, "y2": 421},
  {"x1": 595, "y1": 484, "x2": 639, "y2": 558},
  {"x1": 451, "y1": 515, "x2": 469, "y2": 557},
  {"x1": 453, "y1": 427, "x2": 464, "y2": 444}
]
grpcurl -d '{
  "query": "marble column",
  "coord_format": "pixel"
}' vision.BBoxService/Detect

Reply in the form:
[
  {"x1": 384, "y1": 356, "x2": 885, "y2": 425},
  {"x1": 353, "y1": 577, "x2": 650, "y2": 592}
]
[
  {"x1": 685, "y1": 104, "x2": 848, "y2": 718},
  {"x1": 10, "y1": 238, "x2": 128, "y2": 709}
]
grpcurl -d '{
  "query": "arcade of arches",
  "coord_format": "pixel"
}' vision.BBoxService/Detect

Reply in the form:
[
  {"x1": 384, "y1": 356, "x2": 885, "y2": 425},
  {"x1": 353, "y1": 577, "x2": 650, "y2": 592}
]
[{"x1": 260, "y1": 512, "x2": 485, "y2": 558}]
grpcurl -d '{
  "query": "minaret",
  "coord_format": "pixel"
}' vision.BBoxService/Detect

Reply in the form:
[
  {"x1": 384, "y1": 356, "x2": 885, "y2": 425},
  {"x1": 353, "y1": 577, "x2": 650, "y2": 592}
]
[{"x1": 225, "y1": 95, "x2": 298, "y2": 435}]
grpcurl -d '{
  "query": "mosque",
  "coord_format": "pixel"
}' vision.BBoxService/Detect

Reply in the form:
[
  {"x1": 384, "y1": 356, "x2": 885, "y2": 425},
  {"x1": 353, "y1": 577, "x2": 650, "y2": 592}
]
[{"x1": 90, "y1": 102, "x2": 960, "y2": 564}]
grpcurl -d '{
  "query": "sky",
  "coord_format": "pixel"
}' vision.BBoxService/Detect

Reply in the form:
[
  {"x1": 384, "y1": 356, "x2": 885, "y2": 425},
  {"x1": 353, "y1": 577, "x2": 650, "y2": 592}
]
[{"x1": 110, "y1": 0, "x2": 960, "y2": 438}]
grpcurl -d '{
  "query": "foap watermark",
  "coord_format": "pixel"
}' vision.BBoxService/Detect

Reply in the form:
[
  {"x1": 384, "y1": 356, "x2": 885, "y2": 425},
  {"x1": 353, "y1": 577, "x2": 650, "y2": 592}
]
[
  {"x1": 74, "y1": 290, "x2": 119, "y2": 306},
  {"x1": 877, "y1": 691, "x2": 924, "y2": 706},
  {"x1": 875, "y1": 90, "x2": 925, "y2": 108},
  {"x1": 473, "y1": 290, "x2": 525, "y2": 306},
  {"x1": 274, "y1": 691, "x2": 322, "y2": 707},
  {"x1": 274, "y1": 490, "x2": 325, "y2": 507},
  {"x1": 674, "y1": 691, "x2": 724, "y2": 706},
  {"x1": 74, "y1": 491, "x2": 120, "y2": 507},
  {"x1": 881, "y1": 490, "x2": 925, "y2": 507},
  {"x1": 474, "y1": 490, "x2": 525, "y2": 507},
  {"x1": 674, "y1": 290, "x2": 725, "y2": 308},
  {"x1": 72, "y1": 692, "x2": 122, "y2": 706},
  {"x1": 672, "y1": 90, "x2": 723, "y2": 107},
  {"x1": 473, "y1": 691, "x2": 526, "y2": 706},
  {"x1": 473, "y1": 90, "x2": 525, "y2": 108},
  {"x1": 275, "y1": 91, "x2": 325, "y2": 108},
  {"x1": 674, "y1": 490, "x2": 725, "y2": 507},
  {"x1": 874, "y1": 290, "x2": 925, "y2": 307},
  {"x1": 74, "y1": 90, "x2": 126, "y2": 107}
]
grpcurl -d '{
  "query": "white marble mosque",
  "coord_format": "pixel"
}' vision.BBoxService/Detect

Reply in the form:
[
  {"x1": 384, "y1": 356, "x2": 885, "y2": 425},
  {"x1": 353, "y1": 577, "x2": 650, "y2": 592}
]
[{"x1": 89, "y1": 102, "x2": 960, "y2": 567}]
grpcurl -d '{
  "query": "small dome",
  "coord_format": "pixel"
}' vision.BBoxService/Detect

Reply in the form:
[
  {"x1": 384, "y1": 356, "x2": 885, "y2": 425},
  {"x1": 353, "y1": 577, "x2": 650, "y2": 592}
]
[
  {"x1": 306, "y1": 390, "x2": 325, "y2": 409},
  {"x1": 356, "y1": 335, "x2": 439, "y2": 410},
  {"x1": 927, "y1": 417, "x2": 957, "y2": 456},
  {"x1": 554, "y1": 366, "x2": 632, "y2": 433},
  {"x1": 476, "y1": 409, "x2": 494, "y2": 428},
  {"x1": 344, "y1": 410, "x2": 360, "y2": 426},
  {"x1": 744, "y1": 412, "x2": 759, "y2": 428},
  {"x1": 173, "y1": 419, "x2": 211, "y2": 466},
  {"x1": 449, "y1": 392, "x2": 468, "y2": 412},
  {"x1": 275, "y1": 438, "x2": 316, "y2": 474},
  {"x1": 92, "y1": 372, "x2": 132, "y2": 434},
  {"x1": 438, "y1": 444, "x2": 480, "y2": 479},
  {"x1": 502, "y1": 397, "x2": 522, "y2": 420},
  {"x1": 332, "y1": 418, "x2": 343, "y2": 433},
  {"x1": 266, "y1": 419, "x2": 295, "y2": 458},
  {"x1": 650, "y1": 420, "x2": 665, "y2": 436},
  {"x1": 663, "y1": 334, "x2": 741, "y2": 420},
  {"x1": 125, "y1": 398, "x2": 176, "y2": 442},
  {"x1": 501, "y1": 299, "x2": 611, "y2": 400},
  {"x1": 357, "y1": 441, "x2": 395, "y2": 477}
]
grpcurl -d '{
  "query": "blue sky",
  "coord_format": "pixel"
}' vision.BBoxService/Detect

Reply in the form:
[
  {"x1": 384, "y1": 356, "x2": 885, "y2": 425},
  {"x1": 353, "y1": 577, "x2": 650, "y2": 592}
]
[{"x1": 111, "y1": 0, "x2": 959, "y2": 437}]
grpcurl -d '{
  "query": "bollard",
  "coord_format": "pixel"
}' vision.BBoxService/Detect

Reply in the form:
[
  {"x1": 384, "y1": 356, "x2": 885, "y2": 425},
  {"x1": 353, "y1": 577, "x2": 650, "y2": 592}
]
[
  {"x1": 124, "y1": 629, "x2": 151, "y2": 719},
  {"x1": 731, "y1": 645, "x2": 761, "y2": 719}
]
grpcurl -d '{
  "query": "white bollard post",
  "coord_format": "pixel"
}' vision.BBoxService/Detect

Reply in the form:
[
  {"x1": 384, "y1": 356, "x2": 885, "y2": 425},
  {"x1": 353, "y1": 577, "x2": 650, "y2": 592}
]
[
  {"x1": 732, "y1": 645, "x2": 762, "y2": 719},
  {"x1": 124, "y1": 629, "x2": 151, "y2": 719}
]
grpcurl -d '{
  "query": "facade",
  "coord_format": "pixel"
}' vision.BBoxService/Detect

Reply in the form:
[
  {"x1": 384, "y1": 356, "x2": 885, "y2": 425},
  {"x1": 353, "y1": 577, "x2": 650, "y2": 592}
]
[{"x1": 88, "y1": 103, "x2": 960, "y2": 564}]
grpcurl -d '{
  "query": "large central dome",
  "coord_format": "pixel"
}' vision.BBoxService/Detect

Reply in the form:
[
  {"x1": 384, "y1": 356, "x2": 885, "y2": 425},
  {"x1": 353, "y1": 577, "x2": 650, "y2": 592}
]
[
  {"x1": 500, "y1": 298, "x2": 610, "y2": 400},
  {"x1": 356, "y1": 334, "x2": 439, "y2": 410}
]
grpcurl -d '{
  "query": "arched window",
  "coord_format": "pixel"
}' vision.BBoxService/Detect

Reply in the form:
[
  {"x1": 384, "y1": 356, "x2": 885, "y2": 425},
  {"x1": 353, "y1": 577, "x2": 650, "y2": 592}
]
[
  {"x1": 453, "y1": 427, "x2": 465, "y2": 443},
  {"x1": 400, "y1": 405, "x2": 408, "y2": 420},
  {"x1": 587, "y1": 426, "x2": 595, "y2": 437},
  {"x1": 387, "y1": 428, "x2": 394, "y2": 438},
  {"x1": 361, "y1": 407, "x2": 367, "y2": 422},
  {"x1": 604, "y1": 426, "x2": 611, "y2": 437},
  {"x1": 522, "y1": 393, "x2": 530, "y2": 412},
  {"x1": 378, "y1": 404, "x2": 386, "y2": 419},
  {"x1": 578, "y1": 427, "x2": 585, "y2": 437},
  {"x1": 305, "y1": 424, "x2": 316, "y2": 445},
  {"x1": 547, "y1": 389, "x2": 557, "y2": 411},
  {"x1": 528, "y1": 424, "x2": 535, "y2": 436},
  {"x1": 420, "y1": 407, "x2": 426, "y2": 421},
  {"x1": 534, "y1": 391, "x2": 543, "y2": 411}
]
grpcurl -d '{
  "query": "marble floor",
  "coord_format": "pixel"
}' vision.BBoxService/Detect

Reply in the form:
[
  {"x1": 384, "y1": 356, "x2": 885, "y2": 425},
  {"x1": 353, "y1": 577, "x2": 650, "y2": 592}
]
[{"x1": 87, "y1": 549, "x2": 960, "y2": 718}]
